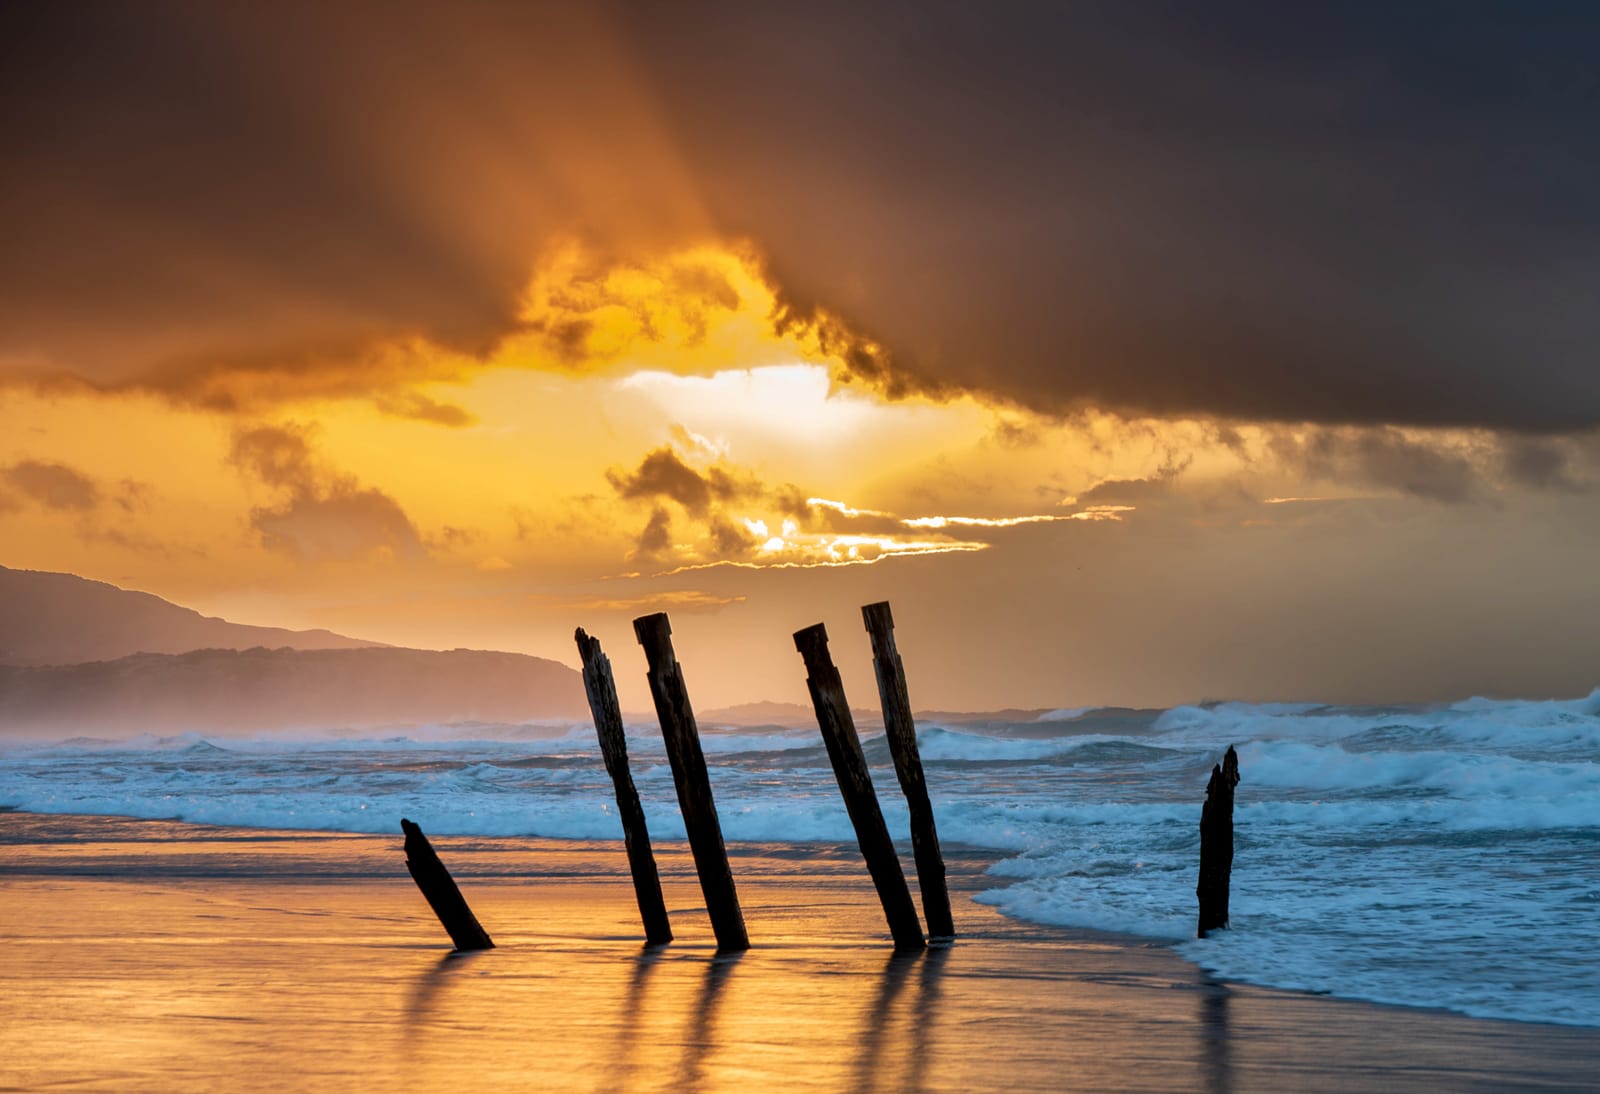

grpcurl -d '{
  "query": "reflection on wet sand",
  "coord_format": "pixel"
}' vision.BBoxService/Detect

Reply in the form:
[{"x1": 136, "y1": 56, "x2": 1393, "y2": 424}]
[
  {"x1": 913, "y1": 944, "x2": 950, "y2": 1088},
  {"x1": 11, "y1": 826, "x2": 1598, "y2": 1094},
  {"x1": 676, "y1": 954, "x2": 742, "y2": 1089},
  {"x1": 849, "y1": 951, "x2": 920, "y2": 1093},
  {"x1": 602, "y1": 947, "x2": 665, "y2": 1093},
  {"x1": 849, "y1": 944, "x2": 951, "y2": 1094},
  {"x1": 402, "y1": 951, "x2": 482, "y2": 1037},
  {"x1": 1199, "y1": 977, "x2": 1232, "y2": 1094}
]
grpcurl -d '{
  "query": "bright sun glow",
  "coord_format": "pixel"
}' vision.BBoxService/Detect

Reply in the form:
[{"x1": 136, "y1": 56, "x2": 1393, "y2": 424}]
[{"x1": 615, "y1": 364, "x2": 888, "y2": 445}]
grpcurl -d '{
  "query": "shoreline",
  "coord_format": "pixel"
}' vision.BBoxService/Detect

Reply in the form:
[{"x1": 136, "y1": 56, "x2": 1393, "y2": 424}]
[{"x1": 3, "y1": 811, "x2": 1598, "y2": 1091}]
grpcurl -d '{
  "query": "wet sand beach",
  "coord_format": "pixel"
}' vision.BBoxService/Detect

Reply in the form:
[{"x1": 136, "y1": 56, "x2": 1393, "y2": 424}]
[{"x1": 2, "y1": 812, "x2": 1596, "y2": 1092}]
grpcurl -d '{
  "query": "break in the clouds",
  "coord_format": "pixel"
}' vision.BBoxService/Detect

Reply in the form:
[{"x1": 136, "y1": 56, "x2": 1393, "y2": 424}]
[
  {"x1": 604, "y1": 441, "x2": 1133, "y2": 573},
  {"x1": 5, "y1": 2, "x2": 1600, "y2": 429}
]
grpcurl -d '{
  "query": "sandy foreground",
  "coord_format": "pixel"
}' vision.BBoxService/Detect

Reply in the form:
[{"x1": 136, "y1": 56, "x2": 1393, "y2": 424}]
[{"x1": 1, "y1": 812, "x2": 1596, "y2": 1092}]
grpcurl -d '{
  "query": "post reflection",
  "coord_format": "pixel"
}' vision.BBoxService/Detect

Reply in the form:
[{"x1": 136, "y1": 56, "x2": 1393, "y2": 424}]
[
  {"x1": 402, "y1": 951, "x2": 478, "y2": 1036},
  {"x1": 851, "y1": 943, "x2": 952, "y2": 1093},
  {"x1": 602, "y1": 947, "x2": 665, "y2": 1093},
  {"x1": 1198, "y1": 977, "x2": 1232, "y2": 1094},
  {"x1": 849, "y1": 951, "x2": 920, "y2": 1093},
  {"x1": 676, "y1": 953, "x2": 742, "y2": 1090},
  {"x1": 910, "y1": 943, "x2": 950, "y2": 1089},
  {"x1": 388, "y1": 929, "x2": 964, "y2": 1091}
]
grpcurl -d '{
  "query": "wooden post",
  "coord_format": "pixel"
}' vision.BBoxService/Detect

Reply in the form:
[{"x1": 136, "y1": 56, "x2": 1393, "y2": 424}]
[
  {"x1": 576, "y1": 628, "x2": 673, "y2": 946},
  {"x1": 401, "y1": 818, "x2": 494, "y2": 952},
  {"x1": 795, "y1": 622, "x2": 925, "y2": 951},
  {"x1": 862, "y1": 601, "x2": 955, "y2": 939},
  {"x1": 1197, "y1": 745, "x2": 1240, "y2": 938},
  {"x1": 633, "y1": 613, "x2": 749, "y2": 953}
]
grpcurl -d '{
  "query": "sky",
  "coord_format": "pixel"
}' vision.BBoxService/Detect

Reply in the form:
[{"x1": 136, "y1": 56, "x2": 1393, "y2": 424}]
[{"x1": 3, "y1": 1, "x2": 1599, "y2": 712}]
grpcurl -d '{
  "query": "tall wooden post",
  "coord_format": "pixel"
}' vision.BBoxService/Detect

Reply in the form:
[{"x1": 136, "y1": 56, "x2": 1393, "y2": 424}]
[
  {"x1": 795, "y1": 622, "x2": 925, "y2": 951},
  {"x1": 633, "y1": 613, "x2": 749, "y2": 952},
  {"x1": 576, "y1": 628, "x2": 673, "y2": 946},
  {"x1": 1197, "y1": 745, "x2": 1240, "y2": 938},
  {"x1": 862, "y1": 601, "x2": 954, "y2": 939},
  {"x1": 401, "y1": 818, "x2": 494, "y2": 952}
]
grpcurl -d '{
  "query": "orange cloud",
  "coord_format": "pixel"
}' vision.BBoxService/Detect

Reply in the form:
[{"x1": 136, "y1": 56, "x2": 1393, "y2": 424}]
[
  {"x1": 1, "y1": 460, "x2": 100, "y2": 511},
  {"x1": 529, "y1": 590, "x2": 747, "y2": 615},
  {"x1": 229, "y1": 424, "x2": 427, "y2": 562},
  {"x1": 8, "y1": 242, "x2": 906, "y2": 427}
]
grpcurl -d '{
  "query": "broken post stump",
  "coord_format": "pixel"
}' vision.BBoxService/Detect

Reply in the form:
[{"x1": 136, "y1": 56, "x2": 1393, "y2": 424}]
[
  {"x1": 577, "y1": 628, "x2": 673, "y2": 946},
  {"x1": 401, "y1": 818, "x2": 494, "y2": 952},
  {"x1": 795, "y1": 622, "x2": 925, "y2": 951},
  {"x1": 861, "y1": 601, "x2": 954, "y2": 939},
  {"x1": 633, "y1": 612, "x2": 750, "y2": 953},
  {"x1": 1196, "y1": 745, "x2": 1241, "y2": 938}
]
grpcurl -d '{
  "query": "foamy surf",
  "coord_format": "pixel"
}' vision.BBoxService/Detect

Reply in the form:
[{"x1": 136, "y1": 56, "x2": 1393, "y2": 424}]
[{"x1": 2, "y1": 689, "x2": 1597, "y2": 1026}]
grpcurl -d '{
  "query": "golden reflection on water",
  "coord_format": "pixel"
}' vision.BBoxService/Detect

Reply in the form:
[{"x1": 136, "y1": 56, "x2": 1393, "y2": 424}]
[
  {"x1": 392, "y1": 937, "x2": 952, "y2": 1092},
  {"x1": 0, "y1": 862, "x2": 1304, "y2": 1093},
  {"x1": 8, "y1": 823, "x2": 1592, "y2": 1093}
]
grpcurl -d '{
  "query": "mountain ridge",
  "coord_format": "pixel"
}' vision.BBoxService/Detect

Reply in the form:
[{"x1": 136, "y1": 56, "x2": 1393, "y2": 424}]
[
  {"x1": 0, "y1": 646, "x2": 587, "y2": 735},
  {"x1": 0, "y1": 565, "x2": 382, "y2": 667}
]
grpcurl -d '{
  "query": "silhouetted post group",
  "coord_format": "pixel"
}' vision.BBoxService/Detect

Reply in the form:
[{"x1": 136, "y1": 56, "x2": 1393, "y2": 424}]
[
  {"x1": 1196, "y1": 745, "x2": 1240, "y2": 938},
  {"x1": 401, "y1": 606, "x2": 955, "y2": 953},
  {"x1": 401, "y1": 818, "x2": 494, "y2": 951},
  {"x1": 634, "y1": 612, "x2": 750, "y2": 953},
  {"x1": 576, "y1": 627, "x2": 672, "y2": 946},
  {"x1": 795, "y1": 622, "x2": 926, "y2": 951},
  {"x1": 862, "y1": 601, "x2": 954, "y2": 939}
]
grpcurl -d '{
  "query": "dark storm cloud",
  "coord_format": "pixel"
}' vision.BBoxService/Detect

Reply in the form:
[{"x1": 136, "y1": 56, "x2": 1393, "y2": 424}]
[
  {"x1": 5, "y1": 2, "x2": 1600, "y2": 429},
  {"x1": 628, "y1": 1, "x2": 1600, "y2": 430},
  {"x1": 1499, "y1": 436, "x2": 1587, "y2": 492},
  {"x1": 1271, "y1": 427, "x2": 1484, "y2": 503},
  {"x1": 0, "y1": 1, "x2": 703, "y2": 390}
]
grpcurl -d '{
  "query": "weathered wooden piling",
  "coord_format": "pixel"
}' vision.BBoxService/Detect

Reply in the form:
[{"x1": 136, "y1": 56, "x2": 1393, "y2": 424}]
[
  {"x1": 795, "y1": 622, "x2": 926, "y2": 951},
  {"x1": 861, "y1": 601, "x2": 955, "y2": 939},
  {"x1": 1196, "y1": 745, "x2": 1240, "y2": 938},
  {"x1": 400, "y1": 818, "x2": 494, "y2": 951},
  {"x1": 576, "y1": 628, "x2": 673, "y2": 946},
  {"x1": 633, "y1": 613, "x2": 749, "y2": 952}
]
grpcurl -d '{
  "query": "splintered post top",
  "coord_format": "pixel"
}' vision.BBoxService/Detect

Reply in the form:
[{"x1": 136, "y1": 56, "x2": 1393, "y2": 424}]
[
  {"x1": 633, "y1": 612, "x2": 674, "y2": 666},
  {"x1": 793, "y1": 622, "x2": 831, "y2": 665}
]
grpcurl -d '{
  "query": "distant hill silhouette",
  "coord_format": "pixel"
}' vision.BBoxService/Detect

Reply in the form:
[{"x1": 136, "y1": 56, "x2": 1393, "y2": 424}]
[
  {"x1": 0, "y1": 646, "x2": 587, "y2": 735},
  {"x1": 0, "y1": 565, "x2": 381, "y2": 667}
]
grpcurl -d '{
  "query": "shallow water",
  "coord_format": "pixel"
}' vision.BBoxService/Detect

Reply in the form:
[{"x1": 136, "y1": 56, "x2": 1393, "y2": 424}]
[
  {"x1": 5, "y1": 822, "x2": 1599, "y2": 1094},
  {"x1": 3, "y1": 688, "x2": 1598, "y2": 1026}
]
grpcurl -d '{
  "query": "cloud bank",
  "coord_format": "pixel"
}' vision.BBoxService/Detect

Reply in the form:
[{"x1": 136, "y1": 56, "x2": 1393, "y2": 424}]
[{"x1": 4, "y1": 3, "x2": 1599, "y2": 429}]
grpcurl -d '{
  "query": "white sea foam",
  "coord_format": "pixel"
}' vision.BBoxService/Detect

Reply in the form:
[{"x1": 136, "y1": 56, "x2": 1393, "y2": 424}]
[
  {"x1": 3, "y1": 688, "x2": 1598, "y2": 1026},
  {"x1": 1036, "y1": 706, "x2": 1097, "y2": 722}
]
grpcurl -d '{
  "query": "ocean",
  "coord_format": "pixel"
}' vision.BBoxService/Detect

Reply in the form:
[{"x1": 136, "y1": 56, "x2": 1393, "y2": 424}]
[{"x1": 3, "y1": 690, "x2": 1597, "y2": 1028}]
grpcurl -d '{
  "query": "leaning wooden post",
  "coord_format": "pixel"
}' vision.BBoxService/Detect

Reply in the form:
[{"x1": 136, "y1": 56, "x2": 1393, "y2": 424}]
[
  {"x1": 633, "y1": 613, "x2": 749, "y2": 953},
  {"x1": 401, "y1": 818, "x2": 494, "y2": 951},
  {"x1": 1196, "y1": 745, "x2": 1240, "y2": 938},
  {"x1": 862, "y1": 601, "x2": 955, "y2": 939},
  {"x1": 795, "y1": 623, "x2": 925, "y2": 951},
  {"x1": 576, "y1": 628, "x2": 673, "y2": 946}
]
